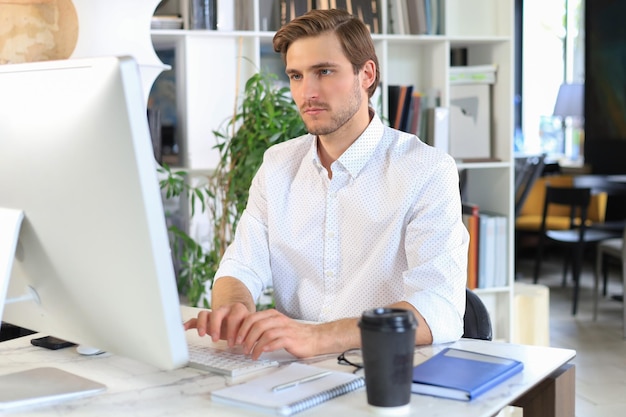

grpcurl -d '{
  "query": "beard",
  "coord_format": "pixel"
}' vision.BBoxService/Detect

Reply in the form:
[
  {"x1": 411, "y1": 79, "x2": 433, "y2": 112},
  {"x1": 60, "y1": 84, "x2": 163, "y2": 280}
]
[{"x1": 302, "y1": 76, "x2": 362, "y2": 136}]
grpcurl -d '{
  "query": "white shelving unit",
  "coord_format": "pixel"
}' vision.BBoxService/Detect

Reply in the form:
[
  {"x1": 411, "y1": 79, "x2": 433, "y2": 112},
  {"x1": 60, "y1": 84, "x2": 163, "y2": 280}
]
[{"x1": 151, "y1": 0, "x2": 514, "y2": 341}]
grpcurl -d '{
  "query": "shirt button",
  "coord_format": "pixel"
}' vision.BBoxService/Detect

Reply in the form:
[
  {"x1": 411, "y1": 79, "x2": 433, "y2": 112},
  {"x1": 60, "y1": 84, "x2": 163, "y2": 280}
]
[
  {"x1": 327, "y1": 231, "x2": 335, "y2": 238},
  {"x1": 325, "y1": 270, "x2": 334, "y2": 277}
]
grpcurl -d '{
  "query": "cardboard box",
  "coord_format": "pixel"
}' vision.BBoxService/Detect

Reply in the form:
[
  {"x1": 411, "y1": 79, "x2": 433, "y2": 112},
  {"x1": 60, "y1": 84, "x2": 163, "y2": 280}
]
[{"x1": 449, "y1": 84, "x2": 491, "y2": 160}]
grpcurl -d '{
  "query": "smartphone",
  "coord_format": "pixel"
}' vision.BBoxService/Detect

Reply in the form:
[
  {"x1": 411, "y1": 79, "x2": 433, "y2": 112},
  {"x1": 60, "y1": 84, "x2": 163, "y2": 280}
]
[{"x1": 30, "y1": 336, "x2": 76, "y2": 350}]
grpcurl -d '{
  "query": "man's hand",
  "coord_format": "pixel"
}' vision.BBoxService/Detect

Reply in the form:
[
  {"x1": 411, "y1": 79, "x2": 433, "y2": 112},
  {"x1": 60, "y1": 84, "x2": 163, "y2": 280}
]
[
  {"x1": 183, "y1": 277, "x2": 430, "y2": 358},
  {"x1": 184, "y1": 306, "x2": 360, "y2": 359},
  {"x1": 184, "y1": 302, "x2": 252, "y2": 345},
  {"x1": 232, "y1": 309, "x2": 325, "y2": 359}
]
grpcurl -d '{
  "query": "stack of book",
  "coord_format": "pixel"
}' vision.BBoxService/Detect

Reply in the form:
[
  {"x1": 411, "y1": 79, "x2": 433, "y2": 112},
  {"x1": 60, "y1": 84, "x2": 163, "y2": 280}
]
[
  {"x1": 388, "y1": 85, "x2": 446, "y2": 150},
  {"x1": 280, "y1": 1, "x2": 381, "y2": 33},
  {"x1": 462, "y1": 202, "x2": 507, "y2": 290}
]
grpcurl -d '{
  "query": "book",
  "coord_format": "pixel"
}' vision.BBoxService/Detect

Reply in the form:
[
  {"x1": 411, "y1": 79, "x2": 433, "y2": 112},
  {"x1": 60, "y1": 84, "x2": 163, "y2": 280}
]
[
  {"x1": 352, "y1": 0, "x2": 381, "y2": 34},
  {"x1": 388, "y1": 85, "x2": 401, "y2": 128},
  {"x1": 462, "y1": 202, "x2": 480, "y2": 290},
  {"x1": 388, "y1": 0, "x2": 408, "y2": 34},
  {"x1": 211, "y1": 363, "x2": 365, "y2": 416},
  {"x1": 407, "y1": 90, "x2": 422, "y2": 135},
  {"x1": 406, "y1": 0, "x2": 427, "y2": 34},
  {"x1": 426, "y1": 106, "x2": 449, "y2": 152},
  {"x1": 398, "y1": 85, "x2": 414, "y2": 131},
  {"x1": 478, "y1": 212, "x2": 495, "y2": 288},
  {"x1": 411, "y1": 348, "x2": 523, "y2": 401},
  {"x1": 477, "y1": 211, "x2": 507, "y2": 289},
  {"x1": 393, "y1": 85, "x2": 408, "y2": 129},
  {"x1": 388, "y1": 84, "x2": 413, "y2": 130},
  {"x1": 280, "y1": 0, "x2": 313, "y2": 26},
  {"x1": 449, "y1": 65, "x2": 498, "y2": 85}
]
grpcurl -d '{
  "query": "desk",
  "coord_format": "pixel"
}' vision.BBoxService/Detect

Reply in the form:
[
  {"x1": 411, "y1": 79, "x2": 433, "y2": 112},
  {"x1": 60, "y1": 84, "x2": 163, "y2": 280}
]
[
  {"x1": 606, "y1": 175, "x2": 626, "y2": 184},
  {"x1": 0, "y1": 309, "x2": 575, "y2": 417}
]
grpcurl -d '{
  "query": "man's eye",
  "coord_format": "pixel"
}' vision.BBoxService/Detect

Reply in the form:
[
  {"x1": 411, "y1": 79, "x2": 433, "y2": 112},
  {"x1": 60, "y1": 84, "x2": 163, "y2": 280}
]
[
  {"x1": 320, "y1": 69, "x2": 332, "y2": 76},
  {"x1": 290, "y1": 74, "x2": 302, "y2": 81}
]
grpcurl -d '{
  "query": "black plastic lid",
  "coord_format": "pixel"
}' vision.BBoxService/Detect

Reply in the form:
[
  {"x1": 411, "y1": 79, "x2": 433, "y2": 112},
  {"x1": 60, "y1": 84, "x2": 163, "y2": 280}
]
[{"x1": 358, "y1": 308, "x2": 417, "y2": 332}]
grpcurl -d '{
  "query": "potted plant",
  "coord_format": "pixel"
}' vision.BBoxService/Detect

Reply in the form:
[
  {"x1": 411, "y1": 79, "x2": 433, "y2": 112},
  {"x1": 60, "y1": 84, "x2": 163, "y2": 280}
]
[{"x1": 159, "y1": 70, "x2": 306, "y2": 307}]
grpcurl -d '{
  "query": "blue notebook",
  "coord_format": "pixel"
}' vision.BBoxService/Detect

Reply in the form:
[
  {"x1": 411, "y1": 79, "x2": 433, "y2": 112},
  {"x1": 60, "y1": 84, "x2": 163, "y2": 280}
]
[{"x1": 411, "y1": 348, "x2": 523, "y2": 401}]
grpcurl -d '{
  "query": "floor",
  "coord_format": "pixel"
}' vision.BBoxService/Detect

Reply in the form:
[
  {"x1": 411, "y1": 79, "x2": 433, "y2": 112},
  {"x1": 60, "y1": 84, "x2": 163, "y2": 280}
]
[{"x1": 516, "y1": 249, "x2": 626, "y2": 417}]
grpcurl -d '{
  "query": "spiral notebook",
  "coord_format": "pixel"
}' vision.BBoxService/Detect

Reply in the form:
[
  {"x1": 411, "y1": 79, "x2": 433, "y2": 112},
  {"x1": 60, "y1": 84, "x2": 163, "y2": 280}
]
[{"x1": 210, "y1": 363, "x2": 364, "y2": 416}]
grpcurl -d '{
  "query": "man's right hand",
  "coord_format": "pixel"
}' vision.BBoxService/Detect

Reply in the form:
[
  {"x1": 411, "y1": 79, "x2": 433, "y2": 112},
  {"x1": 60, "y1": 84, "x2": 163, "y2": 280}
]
[{"x1": 183, "y1": 302, "x2": 252, "y2": 347}]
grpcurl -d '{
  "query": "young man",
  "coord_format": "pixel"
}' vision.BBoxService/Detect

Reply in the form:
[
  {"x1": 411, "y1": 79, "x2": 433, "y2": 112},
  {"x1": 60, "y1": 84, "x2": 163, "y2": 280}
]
[{"x1": 185, "y1": 9, "x2": 468, "y2": 359}]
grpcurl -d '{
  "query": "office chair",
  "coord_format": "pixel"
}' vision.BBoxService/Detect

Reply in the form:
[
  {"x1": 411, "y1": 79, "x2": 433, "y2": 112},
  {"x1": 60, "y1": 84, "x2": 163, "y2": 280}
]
[
  {"x1": 463, "y1": 289, "x2": 493, "y2": 341},
  {"x1": 533, "y1": 185, "x2": 616, "y2": 315},
  {"x1": 593, "y1": 226, "x2": 626, "y2": 338}
]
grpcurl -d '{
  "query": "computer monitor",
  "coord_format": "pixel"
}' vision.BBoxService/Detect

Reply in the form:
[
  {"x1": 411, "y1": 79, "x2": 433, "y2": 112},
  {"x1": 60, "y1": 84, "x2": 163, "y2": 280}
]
[{"x1": 0, "y1": 56, "x2": 188, "y2": 371}]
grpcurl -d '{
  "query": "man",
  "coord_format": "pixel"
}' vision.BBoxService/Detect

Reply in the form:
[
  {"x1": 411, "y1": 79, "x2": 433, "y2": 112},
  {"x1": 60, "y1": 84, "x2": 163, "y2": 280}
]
[{"x1": 185, "y1": 9, "x2": 468, "y2": 359}]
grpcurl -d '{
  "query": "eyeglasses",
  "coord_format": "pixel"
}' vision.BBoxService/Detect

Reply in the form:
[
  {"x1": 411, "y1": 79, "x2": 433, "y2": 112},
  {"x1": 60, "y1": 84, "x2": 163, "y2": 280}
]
[{"x1": 337, "y1": 349, "x2": 363, "y2": 373}]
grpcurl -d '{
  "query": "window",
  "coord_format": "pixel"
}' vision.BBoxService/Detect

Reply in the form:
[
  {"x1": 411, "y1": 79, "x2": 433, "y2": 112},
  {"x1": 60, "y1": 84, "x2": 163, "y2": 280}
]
[{"x1": 516, "y1": 0, "x2": 585, "y2": 162}]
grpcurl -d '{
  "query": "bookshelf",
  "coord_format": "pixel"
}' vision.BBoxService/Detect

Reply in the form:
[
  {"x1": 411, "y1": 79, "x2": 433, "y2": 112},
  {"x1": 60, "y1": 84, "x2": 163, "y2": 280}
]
[{"x1": 150, "y1": 0, "x2": 514, "y2": 341}]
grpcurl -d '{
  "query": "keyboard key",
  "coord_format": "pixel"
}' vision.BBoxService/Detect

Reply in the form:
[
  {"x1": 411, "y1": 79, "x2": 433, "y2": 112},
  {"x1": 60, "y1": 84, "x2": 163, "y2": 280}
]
[{"x1": 187, "y1": 343, "x2": 279, "y2": 378}]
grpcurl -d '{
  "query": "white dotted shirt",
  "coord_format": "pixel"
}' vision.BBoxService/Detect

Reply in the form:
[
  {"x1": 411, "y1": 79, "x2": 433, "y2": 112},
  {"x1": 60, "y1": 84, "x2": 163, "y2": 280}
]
[{"x1": 215, "y1": 113, "x2": 469, "y2": 343}]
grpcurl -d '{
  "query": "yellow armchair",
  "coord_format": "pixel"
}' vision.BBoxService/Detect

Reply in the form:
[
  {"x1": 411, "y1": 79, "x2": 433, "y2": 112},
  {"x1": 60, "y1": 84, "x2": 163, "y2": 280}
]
[{"x1": 516, "y1": 174, "x2": 607, "y2": 232}]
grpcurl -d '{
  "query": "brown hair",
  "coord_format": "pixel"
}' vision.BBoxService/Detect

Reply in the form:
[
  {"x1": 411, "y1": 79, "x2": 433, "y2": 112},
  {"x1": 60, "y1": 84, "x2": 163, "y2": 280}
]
[{"x1": 273, "y1": 9, "x2": 380, "y2": 98}]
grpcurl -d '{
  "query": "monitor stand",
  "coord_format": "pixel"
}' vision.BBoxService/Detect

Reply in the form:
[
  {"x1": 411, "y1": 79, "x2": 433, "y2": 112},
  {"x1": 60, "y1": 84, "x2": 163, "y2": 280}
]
[
  {"x1": 0, "y1": 208, "x2": 107, "y2": 410},
  {"x1": 0, "y1": 207, "x2": 24, "y2": 317},
  {"x1": 0, "y1": 208, "x2": 39, "y2": 310}
]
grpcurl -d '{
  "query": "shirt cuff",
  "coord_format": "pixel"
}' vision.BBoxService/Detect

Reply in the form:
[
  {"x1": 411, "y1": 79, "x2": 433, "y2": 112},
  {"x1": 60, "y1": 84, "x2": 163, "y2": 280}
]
[{"x1": 409, "y1": 290, "x2": 465, "y2": 344}]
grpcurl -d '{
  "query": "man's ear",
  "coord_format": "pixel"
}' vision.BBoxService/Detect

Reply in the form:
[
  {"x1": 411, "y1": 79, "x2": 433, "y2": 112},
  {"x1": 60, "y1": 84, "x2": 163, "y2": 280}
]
[{"x1": 361, "y1": 60, "x2": 377, "y2": 92}]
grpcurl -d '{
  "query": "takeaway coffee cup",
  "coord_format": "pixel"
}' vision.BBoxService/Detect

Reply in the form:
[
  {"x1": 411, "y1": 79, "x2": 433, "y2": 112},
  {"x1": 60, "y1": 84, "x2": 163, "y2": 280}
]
[{"x1": 359, "y1": 308, "x2": 417, "y2": 414}]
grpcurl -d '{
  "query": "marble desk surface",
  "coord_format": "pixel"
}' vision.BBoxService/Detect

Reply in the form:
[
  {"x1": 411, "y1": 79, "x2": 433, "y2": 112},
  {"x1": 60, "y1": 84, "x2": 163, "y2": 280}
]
[{"x1": 0, "y1": 308, "x2": 575, "y2": 417}]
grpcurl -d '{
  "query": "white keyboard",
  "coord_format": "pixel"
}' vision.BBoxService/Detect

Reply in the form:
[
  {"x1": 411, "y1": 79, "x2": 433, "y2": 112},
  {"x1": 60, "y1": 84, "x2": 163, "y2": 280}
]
[{"x1": 187, "y1": 343, "x2": 279, "y2": 377}]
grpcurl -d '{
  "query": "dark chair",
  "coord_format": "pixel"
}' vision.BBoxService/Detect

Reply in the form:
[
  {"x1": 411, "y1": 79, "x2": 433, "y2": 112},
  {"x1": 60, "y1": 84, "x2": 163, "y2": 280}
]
[
  {"x1": 533, "y1": 185, "x2": 616, "y2": 315},
  {"x1": 514, "y1": 154, "x2": 546, "y2": 218},
  {"x1": 594, "y1": 226, "x2": 626, "y2": 338},
  {"x1": 513, "y1": 154, "x2": 546, "y2": 279},
  {"x1": 573, "y1": 175, "x2": 626, "y2": 296},
  {"x1": 463, "y1": 289, "x2": 493, "y2": 341},
  {"x1": 573, "y1": 175, "x2": 626, "y2": 234}
]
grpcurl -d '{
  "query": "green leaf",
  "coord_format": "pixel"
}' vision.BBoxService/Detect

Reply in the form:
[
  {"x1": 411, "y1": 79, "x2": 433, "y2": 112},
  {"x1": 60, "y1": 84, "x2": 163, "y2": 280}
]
[{"x1": 158, "y1": 69, "x2": 306, "y2": 307}]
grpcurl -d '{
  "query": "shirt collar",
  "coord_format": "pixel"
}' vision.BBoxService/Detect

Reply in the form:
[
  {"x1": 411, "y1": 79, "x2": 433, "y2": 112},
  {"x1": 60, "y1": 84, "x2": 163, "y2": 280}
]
[
  {"x1": 338, "y1": 111, "x2": 384, "y2": 178},
  {"x1": 307, "y1": 111, "x2": 385, "y2": 178}
]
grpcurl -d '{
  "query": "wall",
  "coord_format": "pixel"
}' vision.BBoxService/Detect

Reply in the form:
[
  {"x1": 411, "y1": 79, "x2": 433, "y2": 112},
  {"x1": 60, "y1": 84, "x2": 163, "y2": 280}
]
[{"x1": 584, "y1": 0, "x2": 626, "y2": 175}]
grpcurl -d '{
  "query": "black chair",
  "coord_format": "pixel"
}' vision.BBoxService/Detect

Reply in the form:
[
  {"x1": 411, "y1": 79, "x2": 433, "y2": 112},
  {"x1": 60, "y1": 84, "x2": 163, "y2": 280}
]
[
  {"x1": 533, "y1": 185, "x2": 616, "y2": 315},
  {"x1": 573, "y1": 175, "x2": 626, "y2": 296},
  {"x1": 593, "y1": 226, "x2": 626, "y2": 338},
  {"x1": 463, "y1": 289, "x2": 493, "y2": 341},
  {"x1": 573, "y1": 175, "x2": 626, "y2": 234},
  {"x1": 513, "y1": 154, "x2": 546, "y2": 280},
  {"x1": 514, "y1": 154, "x2": 546, "y2": 218}
]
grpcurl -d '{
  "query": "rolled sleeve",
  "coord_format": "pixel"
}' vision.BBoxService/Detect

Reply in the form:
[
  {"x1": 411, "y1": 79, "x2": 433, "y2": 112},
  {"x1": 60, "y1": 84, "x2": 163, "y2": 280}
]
[
  {"x1": 214, "y1": 161, "x2": 273, "y2": 302},
  {"x1": 403, "y1": 154, "x2": 468, "y2": 343}
]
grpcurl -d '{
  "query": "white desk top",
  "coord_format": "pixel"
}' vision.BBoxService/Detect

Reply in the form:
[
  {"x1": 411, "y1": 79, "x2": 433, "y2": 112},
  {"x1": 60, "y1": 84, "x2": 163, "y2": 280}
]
[{"x1": 0, "y1": 309, "x2": 575, "y2": 417}]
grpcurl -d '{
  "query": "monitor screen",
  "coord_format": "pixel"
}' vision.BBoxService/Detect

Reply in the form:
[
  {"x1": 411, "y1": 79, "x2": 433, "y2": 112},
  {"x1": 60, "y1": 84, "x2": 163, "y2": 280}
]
[{"x1": 0, "y1": 56, "x2": 188, "y2": 371}]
